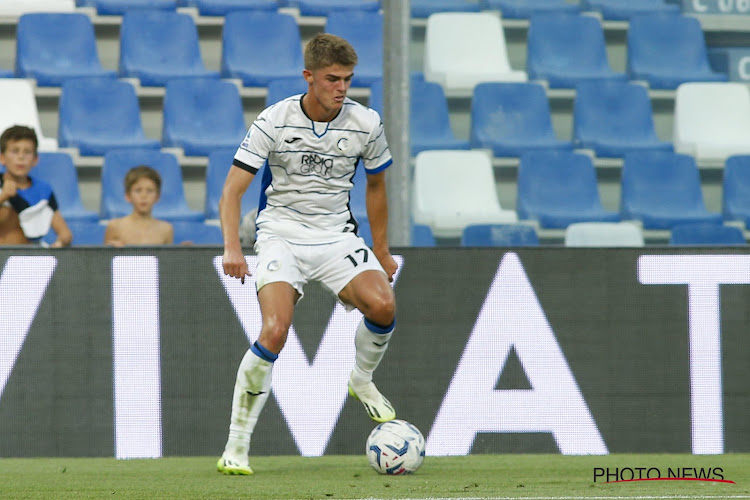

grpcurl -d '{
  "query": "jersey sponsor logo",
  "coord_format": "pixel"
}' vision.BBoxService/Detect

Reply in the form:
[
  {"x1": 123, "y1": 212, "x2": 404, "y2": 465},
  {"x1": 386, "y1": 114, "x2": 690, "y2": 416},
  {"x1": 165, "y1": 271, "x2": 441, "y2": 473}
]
[
  {"x1": 300, "y1": 154, "x2": 334, "y2": 176},
  {"x1": 285, "y1": 137, "x2": 301, "y2": 144}
]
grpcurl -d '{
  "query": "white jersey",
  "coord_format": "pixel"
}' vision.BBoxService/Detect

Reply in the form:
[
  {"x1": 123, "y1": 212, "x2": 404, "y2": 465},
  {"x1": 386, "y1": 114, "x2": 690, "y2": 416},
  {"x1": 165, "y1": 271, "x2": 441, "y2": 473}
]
[{"x1": 233, "y1": 94, "x2": 392, "y2": 244}]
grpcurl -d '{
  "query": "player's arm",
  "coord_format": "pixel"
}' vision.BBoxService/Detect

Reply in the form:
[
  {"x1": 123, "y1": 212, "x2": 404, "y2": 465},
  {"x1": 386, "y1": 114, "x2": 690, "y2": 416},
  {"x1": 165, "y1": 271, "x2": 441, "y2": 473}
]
[
  {"x1": 219, "y1": 166, "x2": 255, "y2": 283},
  {"x1": 49, "y1": 211, "x2": 72, "y2": 247},
  {"x1": 365, "y1": 171, "x2": 397, "y2": 281}
]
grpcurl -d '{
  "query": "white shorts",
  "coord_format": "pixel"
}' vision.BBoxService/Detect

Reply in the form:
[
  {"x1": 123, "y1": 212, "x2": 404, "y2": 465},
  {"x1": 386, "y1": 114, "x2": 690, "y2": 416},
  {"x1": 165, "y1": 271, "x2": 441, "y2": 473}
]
[{"x1": 253, "y1": 233, "x2": 386, "y2": 308}]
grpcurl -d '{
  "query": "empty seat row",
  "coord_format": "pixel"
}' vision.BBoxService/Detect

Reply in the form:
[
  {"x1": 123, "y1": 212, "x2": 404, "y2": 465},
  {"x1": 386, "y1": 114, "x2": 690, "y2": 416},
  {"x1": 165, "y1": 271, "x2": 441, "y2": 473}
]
[
  {"x1": 425, "y1": 11, "x2": 725, "y2": 93},
  {"x1": 412, "y1": 149, "x2": 750, "y2": 238},
  {"x1": 9, "y1": 10, "x2": 380, "y2": 88}
]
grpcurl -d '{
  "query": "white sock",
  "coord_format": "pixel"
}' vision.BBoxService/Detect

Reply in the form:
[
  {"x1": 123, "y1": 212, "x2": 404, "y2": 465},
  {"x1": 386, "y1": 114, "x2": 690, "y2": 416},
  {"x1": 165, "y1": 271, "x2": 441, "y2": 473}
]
[
  {"x1": 223, "y1": 347, "x2": 274, "y2": 460},
  {"x1": 350, "y1": 317, "x2": 394, "y2": 387}
]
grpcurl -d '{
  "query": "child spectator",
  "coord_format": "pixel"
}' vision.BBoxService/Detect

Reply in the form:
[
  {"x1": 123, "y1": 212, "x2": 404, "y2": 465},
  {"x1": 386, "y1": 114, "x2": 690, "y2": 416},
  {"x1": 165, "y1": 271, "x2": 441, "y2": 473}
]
[
  {"x1": 104, "y1": 165, "x2": 173, "y2": 246},
  {"x1": 0, "y1": 125, "x2": 72, "y2": 247}
]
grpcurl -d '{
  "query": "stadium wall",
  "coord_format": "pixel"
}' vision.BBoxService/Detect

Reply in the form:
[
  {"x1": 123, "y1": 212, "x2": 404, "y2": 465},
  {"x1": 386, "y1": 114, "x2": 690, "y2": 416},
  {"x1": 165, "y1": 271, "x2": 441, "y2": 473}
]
[{"x1": 0, "y1": 248, "x2": 748, "y2": 458}]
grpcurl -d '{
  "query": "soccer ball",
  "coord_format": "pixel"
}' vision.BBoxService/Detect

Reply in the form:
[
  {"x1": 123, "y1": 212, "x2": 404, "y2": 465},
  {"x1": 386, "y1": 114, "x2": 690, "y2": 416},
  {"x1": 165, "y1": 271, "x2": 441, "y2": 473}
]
[{"x1": 366, "y1": 419, "x2": 425, "y2": 475}]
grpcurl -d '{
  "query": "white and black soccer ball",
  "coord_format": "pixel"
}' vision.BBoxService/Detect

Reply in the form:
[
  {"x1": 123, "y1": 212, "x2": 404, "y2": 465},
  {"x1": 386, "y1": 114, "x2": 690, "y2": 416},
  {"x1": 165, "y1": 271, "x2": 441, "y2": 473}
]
[{"x1": 366, "y1": 419, "x2": 425, "y2": 475}]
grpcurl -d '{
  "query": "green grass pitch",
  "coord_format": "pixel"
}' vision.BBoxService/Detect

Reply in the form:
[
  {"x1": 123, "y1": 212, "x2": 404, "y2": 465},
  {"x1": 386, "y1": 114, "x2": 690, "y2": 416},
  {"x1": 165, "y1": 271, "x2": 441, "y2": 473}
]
[{"x1": 1, "y1": 454, "x2": 748, "y2": 499}]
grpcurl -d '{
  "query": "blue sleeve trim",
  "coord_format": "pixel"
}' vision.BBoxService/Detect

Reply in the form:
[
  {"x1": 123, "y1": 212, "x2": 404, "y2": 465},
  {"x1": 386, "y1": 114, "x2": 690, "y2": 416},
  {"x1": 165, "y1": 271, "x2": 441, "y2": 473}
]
[
  {"x1": 365, "y1": 317, "x2": 395, "y2": 334},
  {"x1": 251, "y1": 341, "x2": 278, "y2": 362},
  {"x1": 366, "y1": 159, "x2": 393, "y2": 175}
]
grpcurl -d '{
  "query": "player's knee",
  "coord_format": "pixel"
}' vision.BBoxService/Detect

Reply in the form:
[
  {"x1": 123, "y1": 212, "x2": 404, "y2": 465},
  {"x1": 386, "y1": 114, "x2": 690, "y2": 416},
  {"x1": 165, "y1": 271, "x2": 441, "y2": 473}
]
[
  {"x1": 261, "y1": 316, "x2": 291, "y2": 351},
  {"x1": 364, "y1": 294, "x2": 395, "y2": 327}
]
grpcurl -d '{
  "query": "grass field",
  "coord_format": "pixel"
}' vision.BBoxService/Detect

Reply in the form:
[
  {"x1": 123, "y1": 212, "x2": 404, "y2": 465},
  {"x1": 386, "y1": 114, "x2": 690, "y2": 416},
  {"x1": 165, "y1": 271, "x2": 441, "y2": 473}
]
[{"x1": 0, "y1": 454, "x2": 748, "y2": 500}]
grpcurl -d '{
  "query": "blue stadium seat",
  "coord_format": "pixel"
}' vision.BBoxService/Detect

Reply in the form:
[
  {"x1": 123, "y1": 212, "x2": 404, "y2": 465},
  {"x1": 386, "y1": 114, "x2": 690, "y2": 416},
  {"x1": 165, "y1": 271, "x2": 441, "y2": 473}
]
[
  {"x1": 526, "y1": 13, "x2": 625, "y2": 88},
  {"x1": 470, "y1": 82, "x2": 573, "y2": 157},
  {"x1": 581, "y1": 0, "x2": 679, "y2": 20},
  {"x1": 296, "y1": 0, "x2": 380, "y2": 17},
  {"x1": 411, "y1": 223, "x2": 436, "y2": 247},
  {"x1": 325, "y1": 11, "x2": 382, "y2": 87},
  {"x1": 620, "y1": 151, "x2": 722, "y2": 229},
  {"x1": 411, "y1": 0, "x2": 480, "y2": 18},
  {"x1": 182, "y1": 0, "x2": 277, "y2": 16},
  {"x1": 101, "y1": 149, "x2": 204, "y2": 222},
  {"x1": 481, "y1": 0, "x2": 579, "y2": 19},
  {"x1": 349, "y1": 160, "x2": 368, "y2": 223},
  {"x1": 77, "y1": 0, "x2": 177, "y2": 15},
  {"x1": 369, "y1": 77, "x2": 469, "y2": 155},
  {"x1": 15, "y1": 13, "x2": 116, "y2": 86},
  {"x1": 722, "y1": 155, "x2": 750, "y2": 227},
  {"x1": 119, "y1": 10, "x2": 219, "y2": 87},
  {"x1": 517, "y1": 151, "x2": 619, "y2": 228},
  {"x1": 461, "y1": 224, "x2": 540, "y2": 247},
  {"x1": 265, "y1": 78, "x2": 308, "y2": 107},
  {"x1": 59, "y1": 78, "x2": 159, "y2": 156},
  {"x1": 33, "y1": 152, "x2": 99, "y2": 223},
  {"x1": 43, "y1": 220, "x2": 107, "y2": 246},
  {"x1": 0, "y1": 69, "x2": 13, "y2": 78},
  {"x1": 162, "y1": 78, "x2": 246, "y2": 156},
  {"x1": 172, "y1": 221, "x2": 224, "y2": 245},
  {"x1": 410, "y1": 78, "x2": 471, "y2": 155},
  {"x1": 204, "y1": 148, "x2": 264, "y2": 220},
  {"x1": 627, "y1": 14, "x2": 727, "y2": 90},
  {"x1": 573, "y1": 80, "x2": 672, "y2": 157},
  {"x1": 221, "y1": 11, "x2": 304, "y2": 87},
  {"x1": 669, "y1": 223, "x2": 746, "y2": 246},
  {"x1": 354, "y1": 216, "x2": 373, "y2": 248}
]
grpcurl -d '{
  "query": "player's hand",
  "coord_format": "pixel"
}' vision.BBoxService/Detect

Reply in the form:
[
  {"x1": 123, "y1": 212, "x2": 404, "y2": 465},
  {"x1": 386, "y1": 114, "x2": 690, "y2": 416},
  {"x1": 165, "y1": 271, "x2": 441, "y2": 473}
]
[
  {"x1": 375, "y1": 250, "x2": 398, "y2": 283},
  {"x1": 223, "y1": 247, "x2": 251, "y2": 284}
]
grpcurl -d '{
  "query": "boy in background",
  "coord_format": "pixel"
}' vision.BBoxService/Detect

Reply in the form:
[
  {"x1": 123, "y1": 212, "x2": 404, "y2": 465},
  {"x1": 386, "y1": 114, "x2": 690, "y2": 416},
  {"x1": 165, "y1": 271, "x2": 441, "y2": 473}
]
[
  {"x1": 104, "y1": 165, "x2": 173, "y2": 246},
  {"x1": 0, "y1": 125, "x2": 72, "y2": 247}
]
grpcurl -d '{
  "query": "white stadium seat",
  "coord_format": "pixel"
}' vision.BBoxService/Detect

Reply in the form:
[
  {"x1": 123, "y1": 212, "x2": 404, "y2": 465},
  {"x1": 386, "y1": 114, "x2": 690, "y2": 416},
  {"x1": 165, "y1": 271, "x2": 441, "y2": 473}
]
[{"x1": 0, "y1": 79, "x2": 57, "y2": 151}]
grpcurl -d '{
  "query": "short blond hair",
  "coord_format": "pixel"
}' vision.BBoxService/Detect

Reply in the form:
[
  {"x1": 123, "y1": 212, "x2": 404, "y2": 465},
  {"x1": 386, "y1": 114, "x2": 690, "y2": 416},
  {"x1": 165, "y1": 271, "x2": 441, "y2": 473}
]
[
  {"x1": 124, "y1": 165, "x2": 161, "y2": 194},
  {"x1": 304, "y1": 33, "x2": 358, "y2": 70}
]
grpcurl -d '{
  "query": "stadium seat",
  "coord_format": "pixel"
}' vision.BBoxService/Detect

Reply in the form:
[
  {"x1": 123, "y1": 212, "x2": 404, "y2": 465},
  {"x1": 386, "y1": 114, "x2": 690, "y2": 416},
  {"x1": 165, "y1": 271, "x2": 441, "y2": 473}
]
[
  {"x1": 172, "y1": 221, "x2": 224, "y2": 245},
  {"x1": 77, "y1": 0, "x2": 177, "y2": 15},
  {"x1": 669, "y1": 223, "x2": 746, "y2": 246},
  {"x1": 461, "y1": 224, "x2": 540, "y2": 247},
  {"x1": 119, "y1": 10, "x2": 219, "y2": 87},
  {"x1": 348, "y1": 160, "x2": 369, "y2": 223},
  {"x1": 673, "y1": 83, "x2": 750, "y2": 164},
  {"x1": 369, "y1": 77, "x2": 470, "y2": 155},
  {"x1": 0, "y1": 79, "x2": 57, "y2": 151},
  {"x1": 354, "y1": 216, "x2": 373, "y2": 248},
  {"x1": 470, "y1": 82, "x2": 573, "y2": 157},
  {"x1": 412, "y1": 150, "x2": 517, "y2": 238},
  {"x1": 722, "y1": 155, "x2": 750, "y2": 227},
  {"x1": 627, "y1": 14, "x2": 727, "y2": 90},
  {"x1": 0, "y1": 0, "x2": 75, "y2": 15},
  {"x1": 411, "y1": 0, "x2": 480, "y2": 18},
  {"x1": 526, "y1": 13, "x2": 626, "y2": 88},
  {"x1": 182, "y1": 0, "x2": 278, "y2": 16},
  {"x1": 162, "y1": 78, "x2": 246, "y2": 156},
  {"x1": 58, "y1": 78, "x2": 160, "y2": 156},
  {"x1": 33, "y1": 152, "x2": 99, "y2": 223},
  {"x1": 265, "y1": 78, "x2": 308, "y2": 107},
  {"x1": 410, "y1": 78, "x2": 471, "y2": 155},
  {"x1": 204, "y1": 148, "x2": 264, "y2": 220},
  {"x1": 15, "y1": 13, "x2": 116, "y2": 86},
  {"x1": 573, "y1": 80, "x2": 672, "y2": 157},
  {"x1": 581, "y1": 0, "x2": 679, "y2": 20},
  {"x1": 411, "y1": 223, "x2": 436, "y2": 247},
  {"x1": 482, "y1": 0, "x2": 579, "y2": 19},
  {"x1": 101, "y1": 149, "x2": 204, "y2": 222},
  {"x1": 325, "y1": 11, "x2": 382, "y2": 87},
  {"x1": 564, "y1": 222, "x2": 644, "y2": 247},
  {"x1": 424, "y1": 12, "x2": 527, "y2": 94},
  {"x1": 296, "y1": 0, "x2": 380, "y2": 17},
  {"x1": 43, "y1": 220, "x2": 107, "y2": 246},
  {"x1": 620, "y1": 151, "x2": 722, "y2": 229},
  {"x1": 517, "y1": 151, "x2": 619, "y2": 229},
  {"x1": 221, "y1": 11, "x2": 304, "y2": 87}
]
